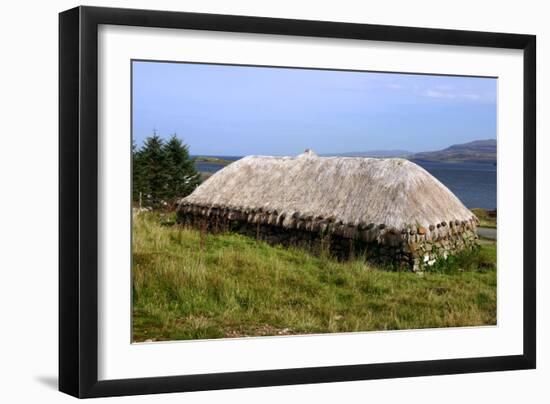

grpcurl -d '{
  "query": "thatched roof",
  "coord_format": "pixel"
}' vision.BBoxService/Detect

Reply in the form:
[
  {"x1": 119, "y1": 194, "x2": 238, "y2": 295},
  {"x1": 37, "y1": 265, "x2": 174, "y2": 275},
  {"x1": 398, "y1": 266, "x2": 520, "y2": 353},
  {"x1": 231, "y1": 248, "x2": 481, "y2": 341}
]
[{"x1": 178, "y1": 150, "x2": 478, "y2": 239}]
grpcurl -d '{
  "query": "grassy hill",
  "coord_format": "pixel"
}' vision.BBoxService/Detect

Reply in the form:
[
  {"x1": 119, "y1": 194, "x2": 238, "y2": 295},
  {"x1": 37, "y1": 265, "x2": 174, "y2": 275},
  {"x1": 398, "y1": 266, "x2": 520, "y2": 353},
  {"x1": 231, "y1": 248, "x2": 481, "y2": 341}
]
[
  {"x1": 322, "y1": 150, "x2": 411, "y2": 158},
  {"x1": 328, "y1": 139, "x2": 497, "y2": 164},
  {"x1": 411, "y1": 139, "x2": 496, "y2": 164},
  {"x1": 193, "y1": 156, "x2": 234, "y2": 165},
  {"x1": 132, "y1": 212, "x2": 496, "y2": 342}
]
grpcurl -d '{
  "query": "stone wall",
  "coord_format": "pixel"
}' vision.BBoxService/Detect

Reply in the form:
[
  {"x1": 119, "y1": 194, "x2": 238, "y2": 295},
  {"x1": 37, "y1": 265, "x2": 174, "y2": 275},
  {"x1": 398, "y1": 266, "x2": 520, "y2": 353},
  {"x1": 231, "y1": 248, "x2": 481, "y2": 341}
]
[
  {"x1": 177, "y1": 210, "x2": 478, "y2": 271},
  {"x1": 401, "y1": 225, "x2": 478, "y2": 271}
]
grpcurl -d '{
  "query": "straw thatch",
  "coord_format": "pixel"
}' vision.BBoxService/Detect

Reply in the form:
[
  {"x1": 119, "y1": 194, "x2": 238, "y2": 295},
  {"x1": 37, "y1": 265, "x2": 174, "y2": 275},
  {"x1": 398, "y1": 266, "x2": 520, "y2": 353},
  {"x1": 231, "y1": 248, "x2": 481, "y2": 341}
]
[{"x1": 178, "y1": 150, "x2": 478, "y2": 244}]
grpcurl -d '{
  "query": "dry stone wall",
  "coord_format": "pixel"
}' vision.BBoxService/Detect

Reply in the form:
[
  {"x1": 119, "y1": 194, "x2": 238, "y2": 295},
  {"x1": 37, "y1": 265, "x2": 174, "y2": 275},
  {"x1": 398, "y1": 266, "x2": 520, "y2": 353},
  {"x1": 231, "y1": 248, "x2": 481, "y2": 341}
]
[{"x1": 177, "y1": 207, "x2": 478, "y2": 271}]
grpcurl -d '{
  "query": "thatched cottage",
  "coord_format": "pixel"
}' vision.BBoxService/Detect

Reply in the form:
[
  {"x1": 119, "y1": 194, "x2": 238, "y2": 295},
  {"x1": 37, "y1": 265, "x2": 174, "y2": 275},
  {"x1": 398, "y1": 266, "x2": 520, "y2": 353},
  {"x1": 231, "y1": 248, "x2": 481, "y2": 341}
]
[{"x1": 177, "y1": 150, "x2": 479, "y2": 271}]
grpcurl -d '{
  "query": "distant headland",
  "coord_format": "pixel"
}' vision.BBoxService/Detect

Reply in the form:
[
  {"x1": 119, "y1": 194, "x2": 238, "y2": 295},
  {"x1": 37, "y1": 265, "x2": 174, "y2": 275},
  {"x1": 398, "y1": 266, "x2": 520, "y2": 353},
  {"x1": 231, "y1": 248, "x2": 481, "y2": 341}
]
[{"x1": 323, "y1": 139, "x2": 496, "y2": 164}]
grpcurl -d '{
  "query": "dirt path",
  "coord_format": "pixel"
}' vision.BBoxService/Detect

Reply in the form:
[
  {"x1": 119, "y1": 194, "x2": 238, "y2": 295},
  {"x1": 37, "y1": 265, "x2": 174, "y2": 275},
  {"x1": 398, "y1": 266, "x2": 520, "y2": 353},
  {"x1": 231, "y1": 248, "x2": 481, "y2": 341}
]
[{"x1": 477, "y1": 227, "x2": 496, "y2": 240}]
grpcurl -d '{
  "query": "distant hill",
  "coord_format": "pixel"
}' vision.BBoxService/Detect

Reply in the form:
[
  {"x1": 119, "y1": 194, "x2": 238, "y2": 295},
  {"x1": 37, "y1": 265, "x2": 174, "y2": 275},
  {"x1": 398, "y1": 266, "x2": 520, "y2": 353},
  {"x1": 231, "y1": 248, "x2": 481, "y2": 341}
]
[
  {"x1": 410, "y1": 139, "x2": 496, "y2": 164},
  {"x1": 327, "y1": 139, "x2": 496, "y2": 164},
  {"x1": 322, "y1": 150, "x2": 411, "y2": 158}
]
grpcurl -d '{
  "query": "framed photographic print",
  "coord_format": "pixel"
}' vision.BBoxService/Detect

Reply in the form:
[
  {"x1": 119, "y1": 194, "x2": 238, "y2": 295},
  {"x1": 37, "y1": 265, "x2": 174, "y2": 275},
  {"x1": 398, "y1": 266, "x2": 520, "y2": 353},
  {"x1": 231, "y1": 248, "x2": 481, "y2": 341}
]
[{"x1": 59, "y1": 6, "x2": 536, "y2": 398}]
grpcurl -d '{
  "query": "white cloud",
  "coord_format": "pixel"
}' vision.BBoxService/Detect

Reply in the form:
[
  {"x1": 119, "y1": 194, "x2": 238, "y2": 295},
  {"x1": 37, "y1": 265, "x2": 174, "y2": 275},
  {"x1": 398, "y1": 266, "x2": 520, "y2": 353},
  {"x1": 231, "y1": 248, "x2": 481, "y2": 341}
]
[
  {"x1": 423, "y1": 89, "x2": 484, "y2": 101},
  {"x1": 424, "y1": 89, "x2": 456, "y2": 99},
  {"x1": 387, "y1": 83, "x2": 403, "y2": 90}
]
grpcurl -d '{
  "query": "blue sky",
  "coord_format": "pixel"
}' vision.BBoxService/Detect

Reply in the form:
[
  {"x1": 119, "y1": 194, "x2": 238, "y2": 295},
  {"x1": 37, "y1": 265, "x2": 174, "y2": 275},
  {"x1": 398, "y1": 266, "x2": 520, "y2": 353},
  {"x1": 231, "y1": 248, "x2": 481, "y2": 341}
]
[{"x1": 132, "y1": 61, "x2": 496, "y2": 156}]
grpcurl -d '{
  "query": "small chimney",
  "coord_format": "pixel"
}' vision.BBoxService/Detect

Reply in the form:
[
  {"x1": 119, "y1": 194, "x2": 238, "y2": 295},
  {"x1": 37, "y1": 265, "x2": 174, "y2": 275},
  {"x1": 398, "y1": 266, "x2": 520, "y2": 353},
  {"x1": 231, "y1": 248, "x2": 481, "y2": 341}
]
[{"x1": 299, "y1": 148, "x2": 317, "y2": 158}]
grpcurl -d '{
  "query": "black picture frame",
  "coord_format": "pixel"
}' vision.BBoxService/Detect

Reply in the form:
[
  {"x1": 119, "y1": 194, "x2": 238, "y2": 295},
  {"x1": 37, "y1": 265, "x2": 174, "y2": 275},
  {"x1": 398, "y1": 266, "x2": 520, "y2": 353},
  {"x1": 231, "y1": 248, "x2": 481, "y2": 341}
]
[{"x1": 59, "y1": 5, "x2": 536, "y2": 398}]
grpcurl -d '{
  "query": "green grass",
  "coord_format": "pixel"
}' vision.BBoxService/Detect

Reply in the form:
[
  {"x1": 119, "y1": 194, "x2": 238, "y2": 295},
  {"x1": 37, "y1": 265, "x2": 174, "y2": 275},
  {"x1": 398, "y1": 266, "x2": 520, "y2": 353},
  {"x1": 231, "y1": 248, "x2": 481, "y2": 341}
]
[
  {"x1": 193, "y1": 156, "x2": 233, "y2": 165},
  {"x1": 471, "y1": 208, "x2": 497, "y2": 228},
  {"x1": 132, "y1": 211, "x2": 496, "y2": 342}
]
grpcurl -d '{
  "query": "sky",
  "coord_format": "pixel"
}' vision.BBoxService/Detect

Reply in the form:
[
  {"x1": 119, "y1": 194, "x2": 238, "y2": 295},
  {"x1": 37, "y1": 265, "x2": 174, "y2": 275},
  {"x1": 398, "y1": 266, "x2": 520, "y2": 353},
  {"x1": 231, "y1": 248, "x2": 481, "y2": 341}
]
[{"x1": 132, "y1": 61, "x2": 497, "y2": 156}]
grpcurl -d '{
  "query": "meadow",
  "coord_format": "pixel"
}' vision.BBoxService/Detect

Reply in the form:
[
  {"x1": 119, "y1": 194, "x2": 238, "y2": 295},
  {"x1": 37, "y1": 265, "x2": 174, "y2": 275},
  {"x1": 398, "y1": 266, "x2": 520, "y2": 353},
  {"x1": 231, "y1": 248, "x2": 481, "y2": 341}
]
[
  {"x1": 471, "y1": 208, "x2": 497, "y2": 228},
  {"x1": 132, "y1": 211, "x2": 496, "y2": 342}
]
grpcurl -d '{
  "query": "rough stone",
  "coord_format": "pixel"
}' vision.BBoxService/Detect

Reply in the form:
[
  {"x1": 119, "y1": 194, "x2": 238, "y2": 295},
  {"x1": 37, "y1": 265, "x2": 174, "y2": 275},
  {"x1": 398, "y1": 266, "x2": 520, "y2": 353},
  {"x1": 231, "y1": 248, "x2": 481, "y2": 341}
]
[{"x1": 177, "y1": 210, "x2": 478, "y2": 272}]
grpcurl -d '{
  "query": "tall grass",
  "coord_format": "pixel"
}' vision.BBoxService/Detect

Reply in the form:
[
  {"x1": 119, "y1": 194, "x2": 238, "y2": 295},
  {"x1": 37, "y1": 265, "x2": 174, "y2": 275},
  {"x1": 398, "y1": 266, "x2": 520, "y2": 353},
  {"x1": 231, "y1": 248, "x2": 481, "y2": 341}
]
[
  {"x1": 132, "y1": 211, "x2": 496, "y2": 342},
  {"x1": 471, "y1": 208, "x2": 497, "y2": 228}
]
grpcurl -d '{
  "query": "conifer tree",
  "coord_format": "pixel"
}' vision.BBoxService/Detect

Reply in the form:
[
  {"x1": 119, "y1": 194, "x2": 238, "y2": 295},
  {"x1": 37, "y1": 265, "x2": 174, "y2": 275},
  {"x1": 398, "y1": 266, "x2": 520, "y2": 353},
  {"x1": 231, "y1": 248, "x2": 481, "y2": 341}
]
[
  {"x1": 132, "y1": 139, "x2": 147, "y2": 206},
  {"x1": 139, "y1": 133, "x2": 168, "y2": 208},
  {"x1": 163, "y1": 134, "x2": 201, "y2": 206}
]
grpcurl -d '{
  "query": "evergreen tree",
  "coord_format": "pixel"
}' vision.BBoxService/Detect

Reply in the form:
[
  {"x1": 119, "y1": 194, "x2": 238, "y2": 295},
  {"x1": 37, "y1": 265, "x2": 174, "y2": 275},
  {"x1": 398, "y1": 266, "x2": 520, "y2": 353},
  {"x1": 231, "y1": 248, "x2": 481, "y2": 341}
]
[
  {"x1": 139, "y1": 134, "x2": 168, "y2": 208},
  {"x1": 132, "y1": 139, "x2": 148, "y2": 205},
  {"x1": 163, "y1": 134, "x2": 201, "y2": 206}
]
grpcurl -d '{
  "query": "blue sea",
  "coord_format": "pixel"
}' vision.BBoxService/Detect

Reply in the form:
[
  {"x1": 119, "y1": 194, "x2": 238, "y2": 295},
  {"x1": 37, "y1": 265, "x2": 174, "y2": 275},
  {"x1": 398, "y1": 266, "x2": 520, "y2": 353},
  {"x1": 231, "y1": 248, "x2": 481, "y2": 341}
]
[
  {"x1": 193, "y1": 157, "x2": 496, "y2": 210},
  {"x1": 412, "y1": 160, "x2": 496, "y2": 210}
]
